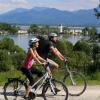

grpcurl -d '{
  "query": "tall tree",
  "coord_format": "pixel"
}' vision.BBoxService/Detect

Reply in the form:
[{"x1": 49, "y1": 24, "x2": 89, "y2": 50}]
[{"x1": 29, "y1": 24, "x2": 40, "y2": 34}]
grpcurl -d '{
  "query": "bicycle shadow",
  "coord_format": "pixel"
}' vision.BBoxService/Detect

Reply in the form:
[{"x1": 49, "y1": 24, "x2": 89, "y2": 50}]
[
  {"x1": 0, "y1": 90, "x2": 5, "y2": 100},
  {"x1": 0, "y1": 91, "x2": 4, "y2": 95},
  {"x1": 0, "y1": 91, "x2": 23, "y2": 100}
]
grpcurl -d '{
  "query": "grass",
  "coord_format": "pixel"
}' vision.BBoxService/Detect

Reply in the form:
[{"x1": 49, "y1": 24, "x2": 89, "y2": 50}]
[
  {"x1": 0, "y1": 70, "x2": 22, "y2": 86},
  {"x1": 0, "y1": 69, "x2": 100, "y2": 86},
  {"x1": 87, "y1": 80, "x2": 100, "y2": 85}
]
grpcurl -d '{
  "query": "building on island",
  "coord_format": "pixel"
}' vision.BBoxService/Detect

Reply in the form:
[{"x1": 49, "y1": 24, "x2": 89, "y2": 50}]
[
  {"x1": 58, "y1": 24, "x2": 84, "y2": 35},
  {"x1": 18, "y1": 25, "x2": 29, "y2": 34},
  {"x1": 68, "y1": 27, "x2": 84, "y2": 35},
  {"x1": 59, "y1": 24, "x2": 63, "y2": 33}
]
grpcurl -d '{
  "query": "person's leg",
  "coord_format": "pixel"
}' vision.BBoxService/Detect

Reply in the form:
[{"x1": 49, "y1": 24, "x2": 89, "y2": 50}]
[
  {"x1": 30, "y1": 67, "x2": 43, "y2": 89},
  {"x1": 47, "y1": 58, "x2": 59, "y2": 73},
  {"x1": 30, "y1": 67, "x2": 43, "y2": 77},
  {"x1": 46, "y1": 59, "x2": 61, "y2": 91},
  {"x1": 21, "y1": 67, "x2": 34, "y2": 97}
]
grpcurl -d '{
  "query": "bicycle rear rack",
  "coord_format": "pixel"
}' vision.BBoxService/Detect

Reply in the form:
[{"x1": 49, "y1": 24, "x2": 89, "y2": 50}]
[{"x1": 7, "y1": 77, "x2": 21, "y2": 82}]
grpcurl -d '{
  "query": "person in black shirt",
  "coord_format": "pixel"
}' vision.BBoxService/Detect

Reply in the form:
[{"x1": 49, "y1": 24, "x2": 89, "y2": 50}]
[{"x1": 41, "y1": 33, "x2": 66, "y2": 73}]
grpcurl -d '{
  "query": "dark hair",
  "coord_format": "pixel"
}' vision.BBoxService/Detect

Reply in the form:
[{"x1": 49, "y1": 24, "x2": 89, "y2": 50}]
[{"x1": 29, "y1": 43, "x2": 33, "y2": 48}]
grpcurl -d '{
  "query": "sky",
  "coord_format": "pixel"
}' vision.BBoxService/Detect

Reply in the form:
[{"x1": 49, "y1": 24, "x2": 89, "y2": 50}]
[{"x1": 0, "y1": 0, "x2": 99, "y2": 14}]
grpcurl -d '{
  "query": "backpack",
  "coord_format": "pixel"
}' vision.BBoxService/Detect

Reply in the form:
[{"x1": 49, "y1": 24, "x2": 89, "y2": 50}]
[{"x1": 36, "y1": 35, "x2": 49, "y2": 57}]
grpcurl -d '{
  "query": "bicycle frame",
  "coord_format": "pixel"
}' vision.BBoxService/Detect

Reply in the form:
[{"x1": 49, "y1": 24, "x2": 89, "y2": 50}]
[
  {"x1": 15, "y1": 71, "x2": 55, "y2": 95},
  {"x1": 31, "y1": 71, "x2": 56, "y2": 95},
  {"x1": 31, "y1": 72, "x2": 50, "y2": 93},
  {"x1": 64, "y1": 62, "x2": 76, "y2": 85}
]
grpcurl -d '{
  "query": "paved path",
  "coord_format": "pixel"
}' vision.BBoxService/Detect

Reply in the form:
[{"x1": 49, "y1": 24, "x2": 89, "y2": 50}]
[{"x1": 0, "y1": 86, "x2": 100, "y2": 100}]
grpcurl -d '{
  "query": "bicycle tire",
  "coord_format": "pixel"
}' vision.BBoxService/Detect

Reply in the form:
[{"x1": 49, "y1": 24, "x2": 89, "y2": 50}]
[
  {"x1": 42, "y1": 79, "x2": 68, "y2": 100},
  {"x1": 63, "y1": 71, "x2": 87, "y2": 96},
  {"x1": 3, "y1": 78, "x2": 27, "y2": 100}
]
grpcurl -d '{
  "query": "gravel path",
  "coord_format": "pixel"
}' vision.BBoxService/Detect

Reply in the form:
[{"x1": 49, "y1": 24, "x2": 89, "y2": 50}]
[{"x1": 0, "y1": 86, "x2": 100, "y2": 100}]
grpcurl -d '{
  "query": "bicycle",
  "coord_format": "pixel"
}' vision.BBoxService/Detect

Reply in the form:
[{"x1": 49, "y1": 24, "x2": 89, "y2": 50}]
[
  {"x1": 3, "y1": 66, "x2": 68, "y2": 100},
  {"x1": 62, "y1": 61, "x2": 87, "y2": 96}
]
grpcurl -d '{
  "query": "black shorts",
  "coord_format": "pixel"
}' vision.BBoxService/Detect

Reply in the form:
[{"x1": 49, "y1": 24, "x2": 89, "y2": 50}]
[{"x1": 21, "y1": 67, "x2": 43, "y2": 86}]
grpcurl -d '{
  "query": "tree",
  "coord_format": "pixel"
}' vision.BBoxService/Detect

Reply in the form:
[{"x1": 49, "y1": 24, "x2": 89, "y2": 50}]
[
  {"x1": 0, "y1": 38, "x2": 15, "y2": 52},
  {"x1": 88, "y1": 27, "x2": 97, "y2": 36},
  {"x1": 56, "y1": 39, "x2": 73, "y2": 56},
  {"x1": 82, "y1": 27, "x2": 89, "y2": 36},
  {"x1": 29, "y1": 24, "x2": 40, "y2": 34},
  {"x1": 73, "y1": 40, "x2": 92, "y2": 56},
  {"x1": 0, "y1": 50, "x2": 13, "y2": 71},
  {"x1": 92, "y1": 44, "x2": 100, "y2": 71},
  {"x1": 94, "y1": 1, "x2": 100, "y2": 19},
  {"x1": 68, "y1": 51, "x2": 91, "y2": 73},
  {"x1": 0, "y1": 23, "x2": 18, "y2": 34},
  {"x1": 10, "y1": 25, "x2": 19, "y2": 34},
  {"x1": 0, "y1": 38, "x2": 25, "y2": 71},
  {"x1": 39, "y1": 25, "x2": 50, "y2": 34}
]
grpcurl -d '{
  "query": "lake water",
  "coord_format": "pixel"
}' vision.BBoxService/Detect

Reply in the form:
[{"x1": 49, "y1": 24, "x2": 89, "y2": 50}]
[{"x1": 0, "y1": 34, "x2": 87, "y2": 51}]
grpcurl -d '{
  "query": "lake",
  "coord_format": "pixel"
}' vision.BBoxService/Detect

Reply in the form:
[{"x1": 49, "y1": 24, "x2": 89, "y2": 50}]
[{"x1": 0, "y1": 34, "x2": 87, "y2": 51}]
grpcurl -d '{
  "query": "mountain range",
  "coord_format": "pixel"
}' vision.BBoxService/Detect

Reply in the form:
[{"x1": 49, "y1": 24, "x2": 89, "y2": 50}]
[{"x1": 0, "y1": 7, "x2": 100, "y2": 26}]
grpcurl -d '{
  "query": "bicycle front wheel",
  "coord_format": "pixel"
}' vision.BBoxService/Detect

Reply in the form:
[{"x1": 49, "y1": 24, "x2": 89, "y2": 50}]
[
  {"x1": 63, "y1": 71, "x2": 87, "y2": 96},
  {"x1": 42, "y1": 79, "x2": 68, "y2": 100},
  {"x1": 4, "y1": 78, "x2": 27, "y2": 100}
]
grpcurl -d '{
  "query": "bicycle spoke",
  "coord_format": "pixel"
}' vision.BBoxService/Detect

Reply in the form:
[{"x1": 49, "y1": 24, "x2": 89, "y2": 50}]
[
  {"x1": 42, "y1": 79, "x2": 68, "y2": 100},
  {"x1": 64, "y1": 71, "x2": 87, "y2": 96},
  {"x1": 4, "y1": 80, "x2": 26, "y2": 100}
]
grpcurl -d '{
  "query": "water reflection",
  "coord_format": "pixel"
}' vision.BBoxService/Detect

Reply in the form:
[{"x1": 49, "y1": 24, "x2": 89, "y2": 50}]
[
  {"x1": 0, "y1": 34, "x2": 34, "y2": 51},
  {"x1": 0, "y1": 34, "x2": 86, "y2": 51},
  {"x1": 67, "y1": 35, "x2": 83, "y2": 45}
]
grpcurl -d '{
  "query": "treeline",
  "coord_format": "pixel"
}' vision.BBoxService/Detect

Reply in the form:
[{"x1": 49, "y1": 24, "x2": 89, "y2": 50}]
[
  {"x1": 0, "y1": 38, "x2": 25, "y2": 71},
  {"x1": 0, "y1": 22, "x2": 98, "y2": 36},
  {"x1": 0, "y1": 23, "x2": 19, "y2": 34},
  {"x1": 55, "y1": 39, "x2": 100, "y2": 75},
  {"x1": 0, "y1": 37, "x2": 100, "y2": 80},
  {"x1": 29, "y1": 24, "x2": 98, "y2": 36}
]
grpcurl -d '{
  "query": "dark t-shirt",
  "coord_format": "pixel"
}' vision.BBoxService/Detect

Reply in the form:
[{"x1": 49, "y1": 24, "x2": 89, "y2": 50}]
[{"x1": 42, "y1": 41, "x2": 56, "y2": 59}]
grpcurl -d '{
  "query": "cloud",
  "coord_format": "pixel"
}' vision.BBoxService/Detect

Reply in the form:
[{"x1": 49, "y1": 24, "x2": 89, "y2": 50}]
[
  {"x1": 11, "y1": 0, "x2": 28, "y2": 5},
  {"x1": 0, "y1": 0, "x2": 99, "y2": 13},
  {"x1": 55, "y1": 0, "x2": 99, "y2": 11},
  {"x1": 0, "y1": 0, "x2": 32, "y2": 13},
  {"x1": 28, "y1": 0, "x2": 99, "y2": 11},
  {"x1": 0, "y1": 3, "x2": 11, "y2": 13},
  {"x1": 9, "y1": 0, "x2": 31, "y2": 8}
]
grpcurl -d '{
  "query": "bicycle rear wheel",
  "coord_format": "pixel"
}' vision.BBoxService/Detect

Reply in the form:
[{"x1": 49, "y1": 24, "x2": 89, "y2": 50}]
[
  {"x1": 42, "y1": 79, "x2": 68, "y2": 100},
  {"x1": 4, "y1": 78, "x2": 27, "y2": 100},
  {"x1": 63, "y1": 71, "x2": 87, "y2": 96}
]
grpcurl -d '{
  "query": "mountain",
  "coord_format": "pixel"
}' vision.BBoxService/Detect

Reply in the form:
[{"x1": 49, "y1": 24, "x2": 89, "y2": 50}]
[{"x1": 0, "y1": 7, "x2": 99, "y2": 26}]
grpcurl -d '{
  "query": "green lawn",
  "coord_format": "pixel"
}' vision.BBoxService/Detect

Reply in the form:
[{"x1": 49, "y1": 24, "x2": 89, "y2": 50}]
[
  {"x1": 0, "y1": 70, "x2": 22, "y2": 85},
  {"x1": 0, "y1": 69, "x2": 100, "y2": 86}
]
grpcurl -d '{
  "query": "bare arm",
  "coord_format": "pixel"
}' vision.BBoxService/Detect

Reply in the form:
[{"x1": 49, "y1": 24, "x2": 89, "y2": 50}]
[
  {"x1": 35, "y1": 50, "x2": 47, "y2": 62},
  {"x1": 29, "y1": 48, "x2": 43, "y2": 64},
  {"x1": 50, "y1": 46, "x2": 65, "y2": 61},
  {"x1": 55, "y1": 48, "x2": 65, "y2": 60}
]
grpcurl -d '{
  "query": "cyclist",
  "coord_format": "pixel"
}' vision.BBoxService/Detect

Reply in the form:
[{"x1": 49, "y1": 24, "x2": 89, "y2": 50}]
[
  {"x1": 37, "y1": 33, "x2": 66, "y2": 73},
  {"x1": 21, "y1": 37, "x2": 50, "y2": 99}
]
